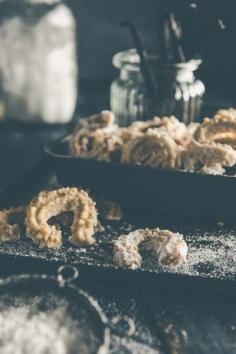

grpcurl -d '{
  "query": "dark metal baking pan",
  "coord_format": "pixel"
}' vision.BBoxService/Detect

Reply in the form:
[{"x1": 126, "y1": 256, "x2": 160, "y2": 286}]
[
  {"x1": 1, "y1": 215, "x2": 236, "y2": 296},
  {"x1": 45, "y1": 133, "x2": 236, "y2": 224}
]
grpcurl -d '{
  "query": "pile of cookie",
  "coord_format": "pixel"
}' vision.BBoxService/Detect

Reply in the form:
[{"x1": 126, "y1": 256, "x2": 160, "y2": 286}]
[{"x1": 70, "y1": 108, "x2": 236, "y2": 175}]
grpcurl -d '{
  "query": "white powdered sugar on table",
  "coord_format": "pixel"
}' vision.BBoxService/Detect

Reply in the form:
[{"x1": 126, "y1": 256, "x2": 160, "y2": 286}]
[
  {"x1": 0, "y1": 290, "x2": 103, "y2": 354},
  {"x1": 0, "y1": 306, "x2": 76, "y2": 354},
  {"x1": 176, "y1": 231, "x2": 236, "y2": 277}
]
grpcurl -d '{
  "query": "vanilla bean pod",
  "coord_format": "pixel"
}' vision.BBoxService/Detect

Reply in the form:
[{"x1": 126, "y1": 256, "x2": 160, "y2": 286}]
[
  {"x1": 169, "y1": 13, "x2": 186, "y2": 62},
  {"x1": 120, "y1": 21, "x2": 157, "y2": 114}
]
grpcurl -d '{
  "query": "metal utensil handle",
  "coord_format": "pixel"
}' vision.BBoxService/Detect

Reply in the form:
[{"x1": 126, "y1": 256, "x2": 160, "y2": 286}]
[{"x1": 57, "y1": 265, "x2": 79, "y2": 286}]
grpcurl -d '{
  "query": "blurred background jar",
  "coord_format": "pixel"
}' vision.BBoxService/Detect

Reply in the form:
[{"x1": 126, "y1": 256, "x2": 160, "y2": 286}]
[
  {"x1": 110, "y1": 49, "x2": 205, "y2": 127},
  {"x1": 0, "y1": 0, "x2": 77, "y2": 124}
]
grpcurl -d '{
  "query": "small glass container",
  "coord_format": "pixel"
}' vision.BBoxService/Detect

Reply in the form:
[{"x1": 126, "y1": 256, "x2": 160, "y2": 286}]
[
  {"x1": 110, "y1": 49, "x2": 205, "y2": 126},
  {"x1": 0, "y1": 0, "x2": 78, "y2": 123}
]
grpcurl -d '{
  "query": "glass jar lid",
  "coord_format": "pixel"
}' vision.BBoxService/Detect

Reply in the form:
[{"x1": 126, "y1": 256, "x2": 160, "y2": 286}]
[
  {"x1": 113, "y1": 49, "x2": 201, "y2": 73},
  {"x1": 113, "y1": 49, "x2": 158, "y2": 72}
]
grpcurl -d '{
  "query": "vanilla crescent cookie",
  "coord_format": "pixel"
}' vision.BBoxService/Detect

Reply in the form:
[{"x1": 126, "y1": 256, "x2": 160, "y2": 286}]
[
  {"x1": 128, "y1": 116, "x2": 162, "y2": 133},
  {"x1": 113, "y1": 228, "x2": 187, "y2": 269},
  {"x1": 121, "y1": 129, "x2": 182, "y2": 169},
  {"x1": 214, "y1": 108, "x2": 236, "y2": 121},
  {"x1": 182, "y1": 139, "x2": 236, "y2": 175},
  {"x1": 0, "y1": 207, "x2": 25, "y2": 242},
  {"x1": 194, "y1": 110, "x2": 236, "y2": 149},
  {"x1": 26, "y1": 188, "x2": 98, "y2": 248},
  {"x1": 74, "y1": 110, "x2": 116, "y2": 133},
  {"x1": 69, "y1": 110, "x2": 123, "y2": 161},
  {"x1": 156, "y1": 116, "x2": 187, "y2": 143},
  {"x1": 128, "y1": 116, "x2": 186, "y2": 142},
  {"x1": 182, "y1": 112, "x2": 236, "y2": 174}
]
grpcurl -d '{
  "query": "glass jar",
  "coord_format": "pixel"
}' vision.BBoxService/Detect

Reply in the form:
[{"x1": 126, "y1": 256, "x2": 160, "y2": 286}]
[
  {"x1": 110, "y1": 49, "x2": 205, "y2": 126},
  {"x1": 0, "y1": 0, "x2": 78, "y2": 123}
]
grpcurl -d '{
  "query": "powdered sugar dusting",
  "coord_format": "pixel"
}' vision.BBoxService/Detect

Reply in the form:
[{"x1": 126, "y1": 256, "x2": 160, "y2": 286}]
[
  {"x1": 1, "y1": 217, "x2": 236, "y2": 281},
  {"x1": 0, "y1": 287, "x2": 105, "y2": 354},
  {"x1": 0, "y1": 306, "x2": 76, "y2": 354},
  {"x1": 142, "y1": 229, "x2": 236, "y2": 279}
]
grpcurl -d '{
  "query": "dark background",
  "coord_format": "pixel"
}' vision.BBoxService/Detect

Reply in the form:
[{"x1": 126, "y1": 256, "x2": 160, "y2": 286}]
[
  {"x1": 0, "y1": 4, "x2": 236, "y2": 353},
  {"x1": 66, "y1": 0, "x2": 236, "y2": 102}
]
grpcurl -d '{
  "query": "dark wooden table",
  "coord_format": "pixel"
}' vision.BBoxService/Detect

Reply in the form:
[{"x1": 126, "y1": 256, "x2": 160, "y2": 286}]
[{"x1": 0, "y1": 89, "x2": 236, "y2": 353}]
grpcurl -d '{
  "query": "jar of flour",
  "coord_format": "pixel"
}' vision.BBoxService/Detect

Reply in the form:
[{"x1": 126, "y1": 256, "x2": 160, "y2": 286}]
[{"x1": 0, "y1": 0, "x2": 78, "y2": 123}]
